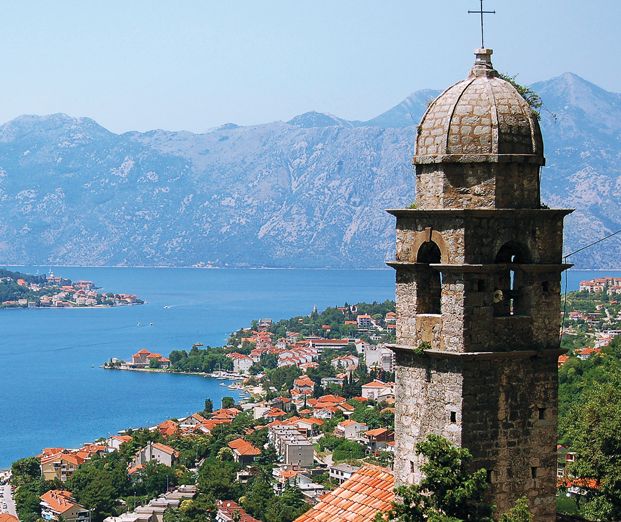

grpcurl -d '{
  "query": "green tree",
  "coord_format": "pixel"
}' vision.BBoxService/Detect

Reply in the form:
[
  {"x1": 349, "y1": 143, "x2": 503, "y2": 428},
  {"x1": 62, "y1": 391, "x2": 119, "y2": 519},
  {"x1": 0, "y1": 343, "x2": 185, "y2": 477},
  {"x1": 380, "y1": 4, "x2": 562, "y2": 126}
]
[
  {"x1": 221, "y1": 396, "x2": 236, "y2": 409},
  {"x1": 197, "y1": 459, "x2": 241, "y2": 502},
  {"x1": 564, "y1": 373, "x2": 621, "y2": 520},
  {"x1": 11, "y1": 457, "x2": 41, "y2": 485},
  {"x1": 137, "y1": 461, "x2": 177, "y2": 498},
  {"x1": 243, "y1": 472, "x2": 275, "y2": 519},
  {"x1": 264, "y1": 365, "x2": 302, "y2": 392},
  {"x1": 204, "y1": 398, "x2": 213, "y2": 414},
  {"x1": 217, "y1": 447, "x2": 234, "y2": 462},
  {"x1": 382, "y1": 435, "x2": 493, "y2": 522},
  {"x1": 264, "y1": 484, "x2": 308, "y2": 522},
  {"x1": 499, "y1": 497, "x2": 531, "y2": 522},
  {"x1": 71, "y1": 468, "x2": 120, "y2": 521}
]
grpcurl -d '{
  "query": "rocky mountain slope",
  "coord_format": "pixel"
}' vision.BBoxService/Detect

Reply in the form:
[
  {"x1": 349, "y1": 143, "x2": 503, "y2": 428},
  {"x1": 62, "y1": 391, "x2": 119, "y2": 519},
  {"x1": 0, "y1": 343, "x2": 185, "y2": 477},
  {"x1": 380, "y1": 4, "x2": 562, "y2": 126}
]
[{"x1": 0, "y1": 73, "x2": 618, "y2": 268}]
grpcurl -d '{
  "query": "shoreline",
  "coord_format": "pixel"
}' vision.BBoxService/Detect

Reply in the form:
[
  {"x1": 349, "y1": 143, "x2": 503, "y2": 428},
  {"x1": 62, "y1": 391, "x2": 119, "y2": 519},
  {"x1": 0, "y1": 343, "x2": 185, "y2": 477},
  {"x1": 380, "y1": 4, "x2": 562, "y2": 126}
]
[
  {"x1": 0, "y1": 303, "x2": 143, "y2": 311},
  {"x1": 102, "y1": 365, "x2": 246, "y2": 382},
  {"x1": 1, "y1": 370, "x2": 248, "y2": 469}
]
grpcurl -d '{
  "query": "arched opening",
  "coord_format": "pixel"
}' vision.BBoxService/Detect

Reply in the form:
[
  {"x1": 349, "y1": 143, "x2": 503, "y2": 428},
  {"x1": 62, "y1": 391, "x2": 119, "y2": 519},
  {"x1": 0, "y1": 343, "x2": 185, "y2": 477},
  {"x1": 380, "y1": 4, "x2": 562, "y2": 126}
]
[
  {"x1": 417, "y1": 241, "x2": 442, "y2": 314},
  {"x1": 494, "y1": 241, "x2": 530, "y2": 316}
]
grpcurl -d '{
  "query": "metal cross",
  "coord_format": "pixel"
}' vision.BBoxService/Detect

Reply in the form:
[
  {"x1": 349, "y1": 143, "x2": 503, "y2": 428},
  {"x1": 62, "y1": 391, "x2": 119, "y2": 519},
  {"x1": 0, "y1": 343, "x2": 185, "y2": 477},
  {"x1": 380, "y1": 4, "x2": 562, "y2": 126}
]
[{"x1": 468, "y1": 0, "x2": 495, "y2": 48}]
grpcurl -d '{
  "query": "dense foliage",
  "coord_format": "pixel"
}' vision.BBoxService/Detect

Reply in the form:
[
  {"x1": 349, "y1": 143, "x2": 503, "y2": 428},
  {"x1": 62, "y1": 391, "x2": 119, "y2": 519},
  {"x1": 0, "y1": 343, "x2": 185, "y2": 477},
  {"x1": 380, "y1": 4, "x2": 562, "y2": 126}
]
[
  {"x1": 246, "y1": 300, "x2": 396, "y2": 342},
  {"x1": 382, "y1": 434, "x2": 494, "y2": 522},
  {"x1": 563, "y1": 369, "x2": 621, "y2": 520},
  {"x1": 169, "y1": 344, "x2": 233, "y2": 373}
]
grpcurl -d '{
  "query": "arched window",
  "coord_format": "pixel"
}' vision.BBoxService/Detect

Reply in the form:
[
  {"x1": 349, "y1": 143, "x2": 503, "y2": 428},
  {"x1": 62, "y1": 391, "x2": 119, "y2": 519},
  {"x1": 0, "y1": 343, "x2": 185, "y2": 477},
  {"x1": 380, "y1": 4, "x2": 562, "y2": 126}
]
[
  {"x1": 417, "y1": 241, "x2": 442, "y2": 314},
  {"x1": 494, "y1": 242, "x2": 530, "y2": 316}
]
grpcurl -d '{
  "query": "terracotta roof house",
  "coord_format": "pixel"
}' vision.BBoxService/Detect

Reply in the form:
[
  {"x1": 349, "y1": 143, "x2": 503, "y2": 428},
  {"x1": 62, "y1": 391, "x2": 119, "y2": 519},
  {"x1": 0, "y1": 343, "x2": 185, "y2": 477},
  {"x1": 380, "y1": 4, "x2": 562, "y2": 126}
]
[
  {"x1": 40, "y1": 490, "x2": 90, "y2": 522},
  {"x1": 0, "y1": 515, "x2": 19, "y2": 522},
  {"x1": 335, "y1": 419, "x2": 367, "y2": 441},
  {"x1": 227, "y1": 438, "x2": 261, "y2": 464},
  {"x1": 294, "y1": 465, "x2": 394, "y2": 522},
  {"x1": 212, "y1": 408, "x2": 241, "y2": 420},
  {"x1": 265, "y1": 407, "x2": 287, "y2": 420},
  {"x1": 364, "y1": 428, "x2": 394, "y2": 453},
  {"x1": 40, "y1": 450, "x2": 87, "y2": 482},
  {"x1": 132, "y1": 442, "x2": 179, "y2": 469},
  {"x1": 558, "y1": 354, "x2": 570, "y2": 368},
  {"x1": 361, "y1": 380, "x2": 394, "y2": 401},
  {"x1": 157, "y1": 419, "x2": 179, "y2": 438},
  {"x1": 106, "y1": 435, "x2": 132, "y2": 452}
]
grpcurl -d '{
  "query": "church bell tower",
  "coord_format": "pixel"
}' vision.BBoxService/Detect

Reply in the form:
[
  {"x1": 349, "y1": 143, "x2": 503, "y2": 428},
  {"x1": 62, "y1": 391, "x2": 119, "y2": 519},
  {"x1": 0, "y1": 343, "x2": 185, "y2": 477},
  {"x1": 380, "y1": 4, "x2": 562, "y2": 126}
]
[{"x1": 389, "y1": 48, "x2": 571, "y2": 520}]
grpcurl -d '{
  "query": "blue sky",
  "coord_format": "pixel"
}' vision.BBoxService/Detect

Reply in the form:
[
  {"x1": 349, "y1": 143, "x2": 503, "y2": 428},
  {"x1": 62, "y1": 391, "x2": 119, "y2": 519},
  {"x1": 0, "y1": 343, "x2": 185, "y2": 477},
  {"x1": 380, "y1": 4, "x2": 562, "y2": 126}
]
[{"x1": 0, "y1": 0, "x2": 619, "y2": 132}]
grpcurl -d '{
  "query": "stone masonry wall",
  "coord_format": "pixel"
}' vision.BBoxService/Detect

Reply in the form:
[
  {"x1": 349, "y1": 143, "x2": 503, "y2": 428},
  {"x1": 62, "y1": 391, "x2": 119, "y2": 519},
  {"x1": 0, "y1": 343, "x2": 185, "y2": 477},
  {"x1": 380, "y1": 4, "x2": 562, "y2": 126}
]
[
  {"x1": 415, "y1": 163, "x2": 540, "y2": 210},
  {"x1": 462, "y1": 354, "x2": 558, "y2": 520},
  {"x1": 393, "y1": 349, "x2": 464, "y2": 486}
]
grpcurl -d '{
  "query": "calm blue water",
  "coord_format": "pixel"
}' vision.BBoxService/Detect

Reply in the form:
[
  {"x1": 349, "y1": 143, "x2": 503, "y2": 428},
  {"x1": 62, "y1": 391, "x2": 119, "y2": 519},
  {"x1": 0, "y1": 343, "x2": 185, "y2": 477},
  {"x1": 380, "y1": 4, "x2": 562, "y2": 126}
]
[
  {"x1": 0, "y1": 267, "x2": 395, "y2": 468},
  {"x1": 0, "y1": 267, "x2": 616, "y2": 468}
]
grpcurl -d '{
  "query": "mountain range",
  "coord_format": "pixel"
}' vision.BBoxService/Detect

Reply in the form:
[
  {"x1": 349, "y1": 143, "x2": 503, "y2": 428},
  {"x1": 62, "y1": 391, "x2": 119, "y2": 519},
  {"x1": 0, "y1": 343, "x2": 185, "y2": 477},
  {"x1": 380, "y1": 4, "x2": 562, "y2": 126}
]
[{"x1": 0, "y1": 73, "x2": 619, "y2": 269}]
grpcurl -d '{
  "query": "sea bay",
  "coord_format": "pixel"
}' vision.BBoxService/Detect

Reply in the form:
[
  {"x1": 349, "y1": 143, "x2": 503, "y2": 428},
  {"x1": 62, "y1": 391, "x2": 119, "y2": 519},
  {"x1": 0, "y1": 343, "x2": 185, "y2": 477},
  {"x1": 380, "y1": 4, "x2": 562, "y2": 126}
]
[
  {"x1": 0, "y1": 267, "x2": 396, "y2": 468},
  {"x1": 0, "y1": 266, "x2": 616, "y2": 469}
]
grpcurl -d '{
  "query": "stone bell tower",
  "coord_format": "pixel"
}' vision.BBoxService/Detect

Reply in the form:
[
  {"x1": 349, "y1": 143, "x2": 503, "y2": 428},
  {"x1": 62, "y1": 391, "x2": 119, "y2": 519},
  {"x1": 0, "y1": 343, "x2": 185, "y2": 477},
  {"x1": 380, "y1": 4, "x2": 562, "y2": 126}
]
[{"x1": 389, "y1": 48, "x2": 571, "y2": 521}]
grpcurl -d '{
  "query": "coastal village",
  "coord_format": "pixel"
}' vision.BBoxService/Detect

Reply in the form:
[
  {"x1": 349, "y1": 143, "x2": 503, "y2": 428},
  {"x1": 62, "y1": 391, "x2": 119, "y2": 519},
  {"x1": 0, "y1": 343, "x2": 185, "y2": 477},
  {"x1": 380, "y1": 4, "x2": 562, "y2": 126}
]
[
  {"x1": 0, "y1": 269, "x2": 142, "y2": 309},
  {"x1": 4, "y1": 278, "x2": 621, "y2": 522}
]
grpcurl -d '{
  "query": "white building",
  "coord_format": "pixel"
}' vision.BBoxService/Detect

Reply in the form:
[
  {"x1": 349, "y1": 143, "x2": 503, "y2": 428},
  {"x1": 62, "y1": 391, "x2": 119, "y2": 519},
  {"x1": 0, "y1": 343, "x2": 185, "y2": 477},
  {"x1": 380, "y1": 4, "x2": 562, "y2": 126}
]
[
  {"x1": 361, "y1": 380, "x2": 395, "y2": 401},
  {"x1": 364, "y1": 344, "x2": 395, "y2": 373},
  {"x1": 329, "y1": 463, "x2": 360, "y2": 484},
  {"x1": 334, "y1": 419, "x2": 367, "y2": 441},
  {"x1": 227, "y1": 353, "x2": 254, "y2": 374}
]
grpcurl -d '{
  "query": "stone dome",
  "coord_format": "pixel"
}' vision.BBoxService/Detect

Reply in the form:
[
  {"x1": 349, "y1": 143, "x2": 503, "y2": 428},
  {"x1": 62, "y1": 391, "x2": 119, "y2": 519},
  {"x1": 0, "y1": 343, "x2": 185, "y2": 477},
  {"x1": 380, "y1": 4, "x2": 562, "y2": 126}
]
[{"x1": 414, "y1": 49, "x2": 544, "y2": 166}]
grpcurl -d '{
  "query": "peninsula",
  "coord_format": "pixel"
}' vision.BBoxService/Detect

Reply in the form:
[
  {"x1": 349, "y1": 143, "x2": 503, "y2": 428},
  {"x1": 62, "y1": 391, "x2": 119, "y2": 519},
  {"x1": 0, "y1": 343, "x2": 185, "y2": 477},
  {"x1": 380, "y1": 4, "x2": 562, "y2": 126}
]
[{"x1": 0, "y1": 268, "x2": 143, "y2": 309}]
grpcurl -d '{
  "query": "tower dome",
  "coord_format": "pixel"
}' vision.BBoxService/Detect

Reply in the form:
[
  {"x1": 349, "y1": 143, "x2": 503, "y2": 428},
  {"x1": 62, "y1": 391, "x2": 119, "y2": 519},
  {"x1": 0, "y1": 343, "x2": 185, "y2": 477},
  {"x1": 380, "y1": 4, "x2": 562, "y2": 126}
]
[{"x1": 414, "y1": 49, "x2": 544, "y2": 166}]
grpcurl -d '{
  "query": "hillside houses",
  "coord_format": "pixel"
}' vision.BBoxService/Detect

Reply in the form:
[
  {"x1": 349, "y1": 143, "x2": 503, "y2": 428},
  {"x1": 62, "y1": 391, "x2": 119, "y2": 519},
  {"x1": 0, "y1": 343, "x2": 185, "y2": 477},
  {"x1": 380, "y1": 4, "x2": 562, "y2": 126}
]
[
  {"x1": 292, "y1": 375, "x2": 315, "y2": 397},
  {"x1": 579, "y1": 277, "x2": 621, "y2": 293},
  {"x1": 0, "y1": 270, "x2": 142, "y2": 309},
  {"x1": 331, "y1": 354, "x2": 359, "y2": 373},
  {"x1": 39, "y1": 444, "x2": 108, "y2": 482}
]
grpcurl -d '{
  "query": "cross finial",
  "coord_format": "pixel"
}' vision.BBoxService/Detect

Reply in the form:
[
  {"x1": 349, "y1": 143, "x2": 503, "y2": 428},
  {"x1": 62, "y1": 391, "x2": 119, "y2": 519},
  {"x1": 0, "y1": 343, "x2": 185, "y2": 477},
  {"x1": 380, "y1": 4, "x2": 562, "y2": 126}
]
[{"x1": 468, "y1": 0, "x2": 495, "y2": 48}]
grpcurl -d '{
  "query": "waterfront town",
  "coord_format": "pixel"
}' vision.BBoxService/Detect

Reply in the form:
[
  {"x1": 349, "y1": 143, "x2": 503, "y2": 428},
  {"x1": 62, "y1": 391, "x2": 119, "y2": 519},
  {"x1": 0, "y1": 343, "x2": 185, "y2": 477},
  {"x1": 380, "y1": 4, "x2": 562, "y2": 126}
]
[
  {"x1": 0, "y1": 269, "x2": 142, "y2": 309},
  {"x1": 3, "y1": 278, "x2": 621, "y2": 522}
]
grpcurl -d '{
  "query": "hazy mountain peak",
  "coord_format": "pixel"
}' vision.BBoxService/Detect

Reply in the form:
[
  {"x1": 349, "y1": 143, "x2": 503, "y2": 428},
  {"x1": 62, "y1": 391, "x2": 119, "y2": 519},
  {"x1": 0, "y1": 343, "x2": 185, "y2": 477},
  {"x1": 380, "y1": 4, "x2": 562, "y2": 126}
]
[
  {"x1": 0, "y1": 73, "x2": 617, "y2": 269},
  {"x1": 287, "y1": 111, "x2": 353, "y2": 129},
  {"x1": 364, "y1": 89, "x2": 440, "y2": 128}
]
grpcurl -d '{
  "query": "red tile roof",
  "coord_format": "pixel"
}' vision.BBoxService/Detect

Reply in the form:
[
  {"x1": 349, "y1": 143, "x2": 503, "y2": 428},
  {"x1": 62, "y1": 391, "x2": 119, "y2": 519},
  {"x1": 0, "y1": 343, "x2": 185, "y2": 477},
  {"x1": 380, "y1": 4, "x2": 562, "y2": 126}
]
[
  {"x1": 294, "y1": 465, "x2": 394, "y2": 522},
  {"x1": 265, "y1": 407, "x2": 287, "y2": 418},
  {"x1": 40, "y1": 490, "x2": 81, "y2": 514},
  {"x1": 111, "y1": 435, "x2": 133, "y2": 443},
  {"x1": 365, "y1": 428, "x2": 391, "y2": 437},
  {"x1": 0, "y1": 515, "x2": 19, "y2": 522},
  {"x1": 152, "y1": 442, "x2": 180, "y2": 457},
  {"x1": 228, "y1": 438, "x2": 261, "y2": 457},
  {"x1": 362, "y1": 380, "x2": 390, "y2": 389},
  {"x1": 158, "y1": 419, "x2": 179, "y2": 437}
]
